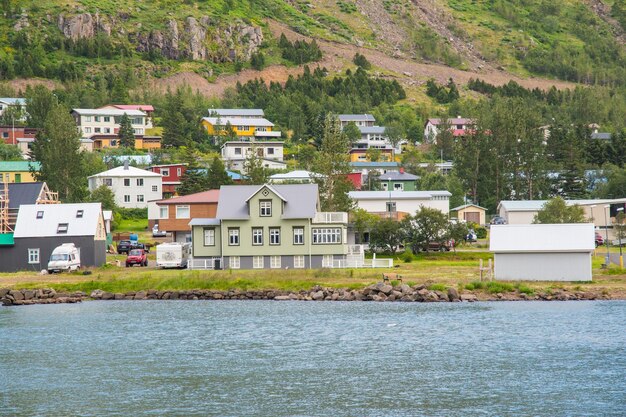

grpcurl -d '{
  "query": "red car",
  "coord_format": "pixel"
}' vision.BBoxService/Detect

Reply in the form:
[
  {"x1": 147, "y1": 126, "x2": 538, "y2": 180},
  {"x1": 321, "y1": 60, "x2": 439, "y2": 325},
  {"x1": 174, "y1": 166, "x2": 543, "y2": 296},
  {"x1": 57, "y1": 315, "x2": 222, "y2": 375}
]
[
  {"x1": 126, "y1": 249, "x2": 148, "y2": 267},
  {"x1": 595, "y1": 233, "x2": 604, "y2": 247}
]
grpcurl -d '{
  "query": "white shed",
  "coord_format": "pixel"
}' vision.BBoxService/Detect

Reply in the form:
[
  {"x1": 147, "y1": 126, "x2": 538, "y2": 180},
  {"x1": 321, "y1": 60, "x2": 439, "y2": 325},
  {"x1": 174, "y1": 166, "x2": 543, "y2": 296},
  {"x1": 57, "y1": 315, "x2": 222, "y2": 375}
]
[{"x1": 490, "y1": 224, "x2": 594, "y2": 281}]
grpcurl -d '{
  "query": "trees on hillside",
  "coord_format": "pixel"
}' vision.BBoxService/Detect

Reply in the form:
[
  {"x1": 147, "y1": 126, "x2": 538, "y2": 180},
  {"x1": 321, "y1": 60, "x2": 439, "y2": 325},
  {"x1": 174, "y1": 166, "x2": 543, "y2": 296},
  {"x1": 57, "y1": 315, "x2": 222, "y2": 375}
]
[
  {"x1": 118, "y1": 113, "x2": 135, "y2": 148},
  {"x1": 207, "y1": 156, "x2": 233, "y2": 190},
  {"x1": 533, "y1": 197, "x2": 587, "y2": 224},
  {"x1": 402, "y1": 206, "x2": 450, "y2": 253}
]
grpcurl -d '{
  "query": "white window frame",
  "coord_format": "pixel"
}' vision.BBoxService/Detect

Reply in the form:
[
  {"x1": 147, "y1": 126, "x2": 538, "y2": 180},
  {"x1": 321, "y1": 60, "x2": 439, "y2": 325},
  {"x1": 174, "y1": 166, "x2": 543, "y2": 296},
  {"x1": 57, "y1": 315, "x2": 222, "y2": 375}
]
[
  {"x1": 322, "y1": 255, "x2": 333, "y2": 268},
  {"x1": 177, "y1": 168, "x2": 182, "y2": 176},
  {"x1": 124, "y1": 195, "x2": 131, "y2": 203},
  {"x1": 312, "y1": 228, "x2": 342, "y2": 244},
  {"x1": 203, "y1": 228, "x2": 215, "y2": 246},
  {"x1": 269, "y1": 228, "x2": 280, "y2": 245},
  {"x1": 137, "y1": 195, "x2": 144, "y2": 202},
  {"x1": 229, "y1": 256, "x2": 240, "y2": 269},
  {"x1": 228, "y1": 228, "x2": 239, "y2": 246},
  {"x1": 253, "y1": 256, "x2": 264, "y2": 269},
  {"x1": 104, "y1": 178, "x2": 112, "y2": 186},
  {"x1": 293, "y1": 227, "x2": 304, "y2": 245},
  {"x1": 294, "y1": 255, "x2": 305, "y2": 269},
  {"x1": 270, "y1": 255, "x2": 281, "y2": 269},
  {"x1": 152, "y1": 185, "x2": 158, "y2": 192},
  {"x1": 137, "y1": 178, "x2": 144, "y2": 186},
  {"x1": 176, "y1": 205, "x2": 190, "y2": 219},
  {"x1": 252, "y1": 228, "x2": 263, "y2": 245},
  {"x1": 123, "y1": 178, "x2": 130, "y2": 187},
  {"x1": 28, "y1": 248, "x2": 40, "y2": 264},
  {"x1": 394, "y1": 183, "x2": 403, "y2": 191},
  {"x1": 161, "y1": 169, "x2": 170, "y2": 177},
  {"x1": 84, "y1": 127, "x2": 91, "y2": 133},
  {"x1": 260, "y1": 200, "x2": 272, "y2": 217},
  {"x1": 159, "y1": 206, "x2": 169, "y2": 219}
]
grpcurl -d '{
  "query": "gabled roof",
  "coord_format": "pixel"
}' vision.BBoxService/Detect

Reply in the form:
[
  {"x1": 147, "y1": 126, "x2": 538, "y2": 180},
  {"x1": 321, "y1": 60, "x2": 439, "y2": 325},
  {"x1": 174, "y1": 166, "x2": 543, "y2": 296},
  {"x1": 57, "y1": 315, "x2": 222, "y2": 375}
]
[
  {"x1": 490, "y1": 223, "x2": 594, "y2": 252},
  {"x1": 0, "y1": 182, "x2": 46, "y2": 209},
  {"x1": 14, "y1": 203, "x2": 103, "y2": 238},
  {"x1": 339, "y1": 114, "x2": 376, "y2": 122},
  {"x1": 358, "y1": 126, "x2": 386, "y2": 134},
  {"x1": 0, "y1": 98, "x2": 26, "y2": 106},
  {"x1": 245, "y1": 184, "x2": 286, "y2": 203},
  {"x1": 349, "y1": 190, "x2": 451, "y2": 200},
  {"x1": 189, "y1": 218, "x2": 221, "y2": 226},
  {"x1": 451, "y1": 203, "x2": 487, "y2": 211},
  {"x1": 269, "y1": 170, "x2": 324, "y2": 180},
  {"x1": 0, "y1": 161, "x2": 41, "y2": 172},
  {"x1": 88, "y1": 165, "x2": 162, "y2": 178},
  {"x1": 202, "y1": 117, "x2": 274, "y2": 127},
  {"x1": 379, "y1": 172, "x2": 419, "y2": 181},
  {"x1": 427, "y1": 117, "x2": 474, "y2": 126},
  {"x1": 351, "y1": 161, "x2": 399, "y2": 168},
  {"x1": 216, "y1": 184, "x2": 319, "y2": 220},
  {"x1": 72, "y1": 108, "x2": 146, "y2": 117},
  {"x1": 155, "y1": 190, "x2": 220, "y2": 205},
  {"x1": 208, "y1": 109, "x2": 264, "y2": 117},
  {"x1": 112, "y1": 104, "x2": 154, "y2": 112}
]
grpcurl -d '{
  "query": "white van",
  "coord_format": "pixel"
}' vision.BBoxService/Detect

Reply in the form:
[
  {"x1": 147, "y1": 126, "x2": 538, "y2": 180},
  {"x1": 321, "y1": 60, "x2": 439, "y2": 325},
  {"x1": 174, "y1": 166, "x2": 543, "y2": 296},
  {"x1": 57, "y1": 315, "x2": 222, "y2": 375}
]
[
  {"x1": 48, "y1": 243, "x2": 81, "y2": 273},
  {"x1": 156, "y1": 242, "x2": 191, "y2": 269}
]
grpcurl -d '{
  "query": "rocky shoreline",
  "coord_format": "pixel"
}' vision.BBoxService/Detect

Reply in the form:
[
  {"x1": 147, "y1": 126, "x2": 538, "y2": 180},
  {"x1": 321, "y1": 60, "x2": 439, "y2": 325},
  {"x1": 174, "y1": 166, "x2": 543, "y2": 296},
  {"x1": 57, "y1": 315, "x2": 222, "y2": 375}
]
[{"x1": 0, "y1": 283, "x2": 614, "y2": 307}]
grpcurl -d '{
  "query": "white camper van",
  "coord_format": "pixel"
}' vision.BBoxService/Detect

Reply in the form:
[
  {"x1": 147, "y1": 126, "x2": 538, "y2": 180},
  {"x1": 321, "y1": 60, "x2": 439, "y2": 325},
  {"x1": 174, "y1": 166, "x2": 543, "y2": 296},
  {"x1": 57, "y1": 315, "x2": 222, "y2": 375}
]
[
  {"x1": 156, "y1": 242, "x2": 191, "y2": 269},
  {"x1": 48, "y1": 243, "x2": 81, "y2": 273}
]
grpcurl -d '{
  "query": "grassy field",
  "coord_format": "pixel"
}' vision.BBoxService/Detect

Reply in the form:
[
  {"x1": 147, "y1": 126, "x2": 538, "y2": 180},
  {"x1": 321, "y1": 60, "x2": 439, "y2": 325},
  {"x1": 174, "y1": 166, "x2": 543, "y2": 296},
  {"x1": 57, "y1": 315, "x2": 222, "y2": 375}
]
[{"x1": 1, "y1": 251, "x2": 625, "y2": 298}]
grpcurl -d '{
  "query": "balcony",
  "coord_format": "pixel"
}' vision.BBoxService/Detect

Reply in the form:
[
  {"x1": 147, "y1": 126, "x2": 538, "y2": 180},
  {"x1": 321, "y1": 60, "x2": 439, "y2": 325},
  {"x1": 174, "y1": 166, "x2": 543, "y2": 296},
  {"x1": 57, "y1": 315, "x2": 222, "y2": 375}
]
[{"x1": 313, "y1": 212, "x2": 348, "y2": 224}]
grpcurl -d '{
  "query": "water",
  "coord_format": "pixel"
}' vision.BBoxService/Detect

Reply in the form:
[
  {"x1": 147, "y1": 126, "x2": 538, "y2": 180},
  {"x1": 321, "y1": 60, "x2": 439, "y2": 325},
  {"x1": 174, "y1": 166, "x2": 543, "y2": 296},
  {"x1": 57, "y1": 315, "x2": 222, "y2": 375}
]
[{"x1": 1, "y1": 301, "x2": 625, "y2": 417}]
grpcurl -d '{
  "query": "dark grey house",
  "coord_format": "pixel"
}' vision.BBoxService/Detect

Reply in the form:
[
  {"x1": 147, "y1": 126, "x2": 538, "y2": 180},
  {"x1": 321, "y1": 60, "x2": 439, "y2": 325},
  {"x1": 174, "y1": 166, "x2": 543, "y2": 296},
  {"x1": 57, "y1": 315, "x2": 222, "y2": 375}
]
[
  {"x1": 0, "y1": 203, "x2": 106, "y2": 272},
  {"x1": 0, "y1": 182, "x2": 56, "y2": 229}
]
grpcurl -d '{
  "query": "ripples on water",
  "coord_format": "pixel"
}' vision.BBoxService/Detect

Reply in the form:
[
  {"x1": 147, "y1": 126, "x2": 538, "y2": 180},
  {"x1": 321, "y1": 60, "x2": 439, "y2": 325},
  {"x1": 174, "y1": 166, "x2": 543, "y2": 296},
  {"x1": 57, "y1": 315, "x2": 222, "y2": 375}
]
[{"x1": 1, "y1": 301, "x2": 625, "y2": 416}]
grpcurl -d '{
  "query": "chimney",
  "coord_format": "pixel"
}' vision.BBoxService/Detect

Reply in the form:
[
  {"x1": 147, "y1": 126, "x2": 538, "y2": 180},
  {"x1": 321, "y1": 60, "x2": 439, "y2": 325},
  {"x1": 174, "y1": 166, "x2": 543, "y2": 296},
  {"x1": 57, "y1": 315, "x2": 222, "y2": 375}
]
[
  {"x1": 399, "y1": 167, "x2": 404, "y2": 174},
  {"x1": 457, "y1": 115, "x2": 461, "y2": 119},
  {"x1": 123, "y1": 160, "x2": 129, "y2": 170}
]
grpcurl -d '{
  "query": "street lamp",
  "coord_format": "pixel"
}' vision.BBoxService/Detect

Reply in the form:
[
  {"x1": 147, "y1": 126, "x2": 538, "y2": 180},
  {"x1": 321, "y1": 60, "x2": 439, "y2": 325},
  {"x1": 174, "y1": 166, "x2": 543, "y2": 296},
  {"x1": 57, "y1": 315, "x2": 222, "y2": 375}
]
[
  {"x1": 603, "y1": 205, "x2": 610, "y2": 268},
  {"x1": 617, "y1": 207, "x2": 624, "y2": 269},
  {"x1": 590, "y1": 205, "x2": 596, "y2": 256}
]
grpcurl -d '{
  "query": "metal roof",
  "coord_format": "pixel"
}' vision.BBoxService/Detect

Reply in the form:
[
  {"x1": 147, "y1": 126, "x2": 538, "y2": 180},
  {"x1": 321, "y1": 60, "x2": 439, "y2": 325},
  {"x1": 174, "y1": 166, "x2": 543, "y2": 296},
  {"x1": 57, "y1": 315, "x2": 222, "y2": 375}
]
[
  {"x1": 14, "y1": 203, "x2": 103, "y2": 238},
  {"x1": 88, "y1": 165, "x2": 162, "y2": 178},
  {"x1": 351, "y1": 162, "x2": 399, "y2": 168},
  {"x1": 189, "y1": 218, "x2": 221, "y2": 226},
  {"x1": 0, "y1": 98, "x2": 26, "y2": 106},
  {"x1": 216, "y1": 184, "x2": 319, "y2": 220},
  {"x1": 208, "y1": 109, "x2": 264, "y2": 117},
  {"x1": 490, "y1": 223, "x2": 595, "y2": 252},
  {"x1": 349, "y1": 190, "x2": 451, "y2": 200},
  {"x1": 591, "y1": 132, "x2": 612, "y2": 140},
  {"x1": 0, "y1": 161, "x2": 41, "y2": 171},
  {"x1": 379, "y1": 172, "x2": 419, "y2": 181},
  {"x1": 111, "y1": 104, "x2": 155, "y2": 112},
  {"x1": 451, "y1": 203, "x2": 487, "y2": 211},
  {"x1": 156, "y1": 190, "x2": 220, "y2": 205},
  {"x1": 0, "y1": 182, "x2": 45, "y2": 209},
  {"x1": 202, "y1": 117, "x2": 274, "y2": 127},
  {"x1": 358, "y1": 126, "x2": 386, "y2": 134},
  {"x1": 498, "y1": 199, "x2": 622, "y2": 212},
  {"x1": 339, "y1": 114, "x2": 376, "y2": 122},
  {"x1": 72, "y1": 108, "x2": 146, "y2": 116},
  {"x1": 269, "y1": 170, "x2": 324, "y2": 180}
]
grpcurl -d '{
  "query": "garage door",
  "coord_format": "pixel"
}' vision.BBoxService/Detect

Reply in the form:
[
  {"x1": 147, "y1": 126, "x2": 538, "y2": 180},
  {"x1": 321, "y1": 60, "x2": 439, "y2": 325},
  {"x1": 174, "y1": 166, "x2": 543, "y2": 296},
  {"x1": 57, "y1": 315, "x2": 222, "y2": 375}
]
[{"x1": 464, "y1": 211, "x2": 480, "y2": 223}]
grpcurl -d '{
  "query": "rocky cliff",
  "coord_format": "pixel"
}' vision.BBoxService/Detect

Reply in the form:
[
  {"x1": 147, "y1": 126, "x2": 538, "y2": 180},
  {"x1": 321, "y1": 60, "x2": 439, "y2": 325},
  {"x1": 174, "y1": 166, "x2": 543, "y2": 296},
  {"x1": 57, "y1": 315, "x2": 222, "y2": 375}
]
[{"x1": 55, "y1": 12, "x2": 263, "y2": 63}]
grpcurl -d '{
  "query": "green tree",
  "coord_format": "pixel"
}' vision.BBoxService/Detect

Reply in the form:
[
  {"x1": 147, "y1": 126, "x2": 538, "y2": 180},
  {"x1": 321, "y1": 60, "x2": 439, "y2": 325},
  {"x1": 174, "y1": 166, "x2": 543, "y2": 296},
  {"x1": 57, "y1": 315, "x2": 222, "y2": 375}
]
[
  {"x1": 88, "y1": 185, "x2": 117, "y2": 211},
  {"x1": 597, "y1": 165, "x2": 626, "y2": 199},
  {"x1": 118, "y1": 113, "x2": 135, "y2": 148},
  {"x1": 351, "y1": 208, "x2": 379, "y2": 245},
  {"x1": 0, "y1": 142, "x2": 23, "y2": 160},
  {"x1": 30, "y1": 104, "x2": 87, "y2": 202},
  {"x1": 250, "y1": 52, "x2": 266, "y2": 70},
  {"x1": 343, "y1": 121, "x2": 361, "y2": 143},
  {"x1": 177, "y1": 147, "x2": 209, "y2": 195},
  {"x1": 447, "y1": 221, "x2": 469, "y2": 252},
  {"x1": 369, "y1": 218, "x2": 405, "y2": 256},
  {"x1": 25, "y1": 85, "x2": 57, "y2": 129},
  {"x1": 0, "y1": 104, "x2": 25, "y2": 126},
  {"x1": 403, "y1": 206, "x2": 449, "y2": 252},
  {"x1": 207, "y1": 156, "x2": 233, "y2": 189},
  {"x1": 353, "y1": 53, "x2": 371, "y2": 70},
  {"x1": 533, "y1": 197, "x2": 587, "y2": 224},
  {"x1": 384, "y1": 123, "x2": 404, "y2": 150},
  {"x1": 244, "y1": 147, "x2": 269, "y2": 185}
]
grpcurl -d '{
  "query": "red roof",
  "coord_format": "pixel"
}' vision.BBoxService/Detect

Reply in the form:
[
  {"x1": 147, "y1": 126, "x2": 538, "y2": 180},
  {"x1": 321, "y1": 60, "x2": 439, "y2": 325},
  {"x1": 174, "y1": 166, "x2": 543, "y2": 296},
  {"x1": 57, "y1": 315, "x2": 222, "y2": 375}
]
[
  {"x1": 156, "y1": 190, "x2": 220, "y2": 205},
  {"x1": 113, "y1": 104, "x2": 155, "y2": 112}
]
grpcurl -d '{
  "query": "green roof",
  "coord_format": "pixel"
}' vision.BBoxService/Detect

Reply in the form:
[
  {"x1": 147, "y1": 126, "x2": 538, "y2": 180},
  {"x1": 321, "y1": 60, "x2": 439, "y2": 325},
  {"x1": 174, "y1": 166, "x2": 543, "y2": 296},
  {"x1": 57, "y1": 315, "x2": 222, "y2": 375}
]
[
  {"x1": 0, "y1": 233, "x2": 14, "y2": 245},
  {"x1": 0, "y1": 161, "x2": 41, "y2": 171}
]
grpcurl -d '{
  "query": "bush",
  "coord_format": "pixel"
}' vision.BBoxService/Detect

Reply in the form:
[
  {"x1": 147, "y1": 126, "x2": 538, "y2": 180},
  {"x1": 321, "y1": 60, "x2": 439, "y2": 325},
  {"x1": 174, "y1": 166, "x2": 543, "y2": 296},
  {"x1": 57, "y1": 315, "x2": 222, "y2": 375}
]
[
  {"x1": 116, "y1": 208, "x2": 148, "y2": 220},
  {"x1": 401, "y1": 250, "x2": 414, "y2": 263},
  {"x1": 428, "y1": 283, "x2": 447, "y2": 292},
  {"x1": 475, "y1": 226, "x2": 487, "y2": 239}
]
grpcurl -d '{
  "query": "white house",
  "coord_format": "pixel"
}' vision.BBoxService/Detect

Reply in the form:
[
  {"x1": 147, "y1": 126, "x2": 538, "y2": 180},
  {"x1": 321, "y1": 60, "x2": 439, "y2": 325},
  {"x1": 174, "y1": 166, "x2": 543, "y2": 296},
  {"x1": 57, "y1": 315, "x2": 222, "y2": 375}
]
[
  {"x1": 423, "y1": 116, "x2": 474, "y2": 142},
  {"x1": 71, "y1": 108, "x2": 148, "y2": 138},
  {"x1": 0, "y1": 98, "x2": 26, "y2": 117},
  {"x1": 208, "y1": 108, "x2": 265, "y2": 118},
  {"x1": 88, "y1": 163, "x2": 162, "y2": 209},
  {"x1": 338, "y1": 114, "x2": 376, "y2": 127},
  {"x1": 221, "y1": 141, "x2": 285, "y2": 173},
  {"x1": 348, "y1": 190, "x2": 451, "y2": 217},
  {"x1": 490, "y1": 223, "x2": 594, "y2": 281},
  {"x1": 269, "y1": 170, "x2": 324, "y2": 184}
]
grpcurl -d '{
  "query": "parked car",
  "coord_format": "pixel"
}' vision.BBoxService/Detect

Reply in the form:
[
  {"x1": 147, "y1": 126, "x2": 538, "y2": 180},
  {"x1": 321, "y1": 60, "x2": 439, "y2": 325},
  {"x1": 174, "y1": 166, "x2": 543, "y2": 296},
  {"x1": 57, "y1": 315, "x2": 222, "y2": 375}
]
[
  {"x1": 117, "y1": 240, "x2": 142, "y2": 254},
  {"x1": 152, "y1": 224, "x2": 167, "y2": 238},
  {"x1": 466, "y1": 229, "x2": 478, "y2": 242},
  {"x1": 425, "y1": 240, "x2": 454, "y2": 252},
  {"x1": 47, "y1": 243, "x2": 81, "y2": 273},
  {"x1": 490, "y1": 216, "x2": 507, "y2": 225},
  {"x1": 595, "y1": 233, "x2": 604, "y2": 247},
  {"x1": 126, "y1": 249, "x2": 148, "y2": 267}
]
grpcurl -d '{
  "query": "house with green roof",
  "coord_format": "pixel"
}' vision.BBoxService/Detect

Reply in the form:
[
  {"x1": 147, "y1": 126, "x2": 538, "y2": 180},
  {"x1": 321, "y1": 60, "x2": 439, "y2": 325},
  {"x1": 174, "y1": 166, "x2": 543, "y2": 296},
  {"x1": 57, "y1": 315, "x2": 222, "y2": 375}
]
[{"x1": 0, "y1": 161, "x2": 41, "y2": 183}]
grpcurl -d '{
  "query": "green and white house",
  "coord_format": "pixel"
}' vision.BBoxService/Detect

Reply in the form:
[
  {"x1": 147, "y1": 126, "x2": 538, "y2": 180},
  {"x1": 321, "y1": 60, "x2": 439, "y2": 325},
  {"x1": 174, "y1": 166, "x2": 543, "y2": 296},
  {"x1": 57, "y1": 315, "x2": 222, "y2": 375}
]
[{"x1": 188, "y1": 184, "x2": 363, "y2": 270}]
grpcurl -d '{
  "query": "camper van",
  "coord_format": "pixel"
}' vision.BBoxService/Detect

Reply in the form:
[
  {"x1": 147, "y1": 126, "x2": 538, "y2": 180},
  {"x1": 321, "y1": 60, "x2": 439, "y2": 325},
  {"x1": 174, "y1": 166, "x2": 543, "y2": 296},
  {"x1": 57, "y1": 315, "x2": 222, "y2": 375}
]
[
  {"x1": 156, "y1": 242, "x2": 191, "y2": 269},
  {"x1": 47, "y1": 243, "x2": 81, "y2": 273}
]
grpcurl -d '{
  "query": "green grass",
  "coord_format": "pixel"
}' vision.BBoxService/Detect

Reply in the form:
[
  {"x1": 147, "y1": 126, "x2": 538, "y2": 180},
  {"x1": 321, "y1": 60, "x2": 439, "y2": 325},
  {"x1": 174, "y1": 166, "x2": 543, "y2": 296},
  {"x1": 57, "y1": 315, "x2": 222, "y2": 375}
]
[
  {"x1": 115, "y1": 218, "x2": 149, "y2": 233},
  {"x1": 427, "y1": 283, "x2": 447, "y2": 292}
]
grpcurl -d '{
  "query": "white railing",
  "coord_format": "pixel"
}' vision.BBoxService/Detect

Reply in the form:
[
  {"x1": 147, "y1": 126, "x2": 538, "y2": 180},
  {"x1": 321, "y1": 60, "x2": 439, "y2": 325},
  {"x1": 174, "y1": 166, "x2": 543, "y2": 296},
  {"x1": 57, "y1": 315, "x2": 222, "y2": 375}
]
[
  {"x1": 188, "y1": 258, "x2": 217, "y2": 270},
  {"x1": 313, "y1": 212, "x2": 348, "y2": 224},
  {"x1": 346, "y1": 244, "x2": 365, "y2": 255},
  {"x1": 363, "y1": 258, "x2": 393, "y2": 268}
]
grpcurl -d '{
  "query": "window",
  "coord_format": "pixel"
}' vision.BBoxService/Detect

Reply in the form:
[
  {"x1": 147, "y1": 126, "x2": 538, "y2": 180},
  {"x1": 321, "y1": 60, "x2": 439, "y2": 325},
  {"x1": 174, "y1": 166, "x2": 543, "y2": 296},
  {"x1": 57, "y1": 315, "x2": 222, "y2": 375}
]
[
  {"x1": 177, "y1": 168, "x2": 182, "y2": 176},
  {"x1": 229, "y1": 256, "x2": 240, "y2": 269},
  {"x1": 137, "y1": 195, "x2": 144, "y2": 202},
  {"x1": 104, "y1": 116, "x2": 110, "y2": 122},
  {"x1": 137, "y1": 178, "x2": 144, "y2": 186},
  {"x1": 152, "y1": 185, "x2": 158, "y2": 192},
  {"x1": 103, "y1": 128, "x2": 111, "y2": 134},
  {"x1": 124, "y1": 179, "x2": 130, "y2": 187},
  {"x1": 133, "y1": 128, "x2": 143, "y2": 135},
  {"x1": 252, "y1": 228, "x2": 263, "y2": 245},
  {"x1": 36, "y1": 211, "x2": 44, "y2": 219},
  {"x1": 394, "y1": 183, "x2": 403, "y2": 191},
  {"x1": 270, "y1": 255, "x2": 281, "y2": 269},
  {"x1": 322, "y1": 255, "x2": 333, "y2": 268},
  {"x1": 386, "y1": 202, "x2": 396, "y2": 212},
  {"x1": 293, "y1": 227, "x2": 304, "y2": 245},
  {"x1": 267, "y1": 147, "x2": 274, "y2": 155},
  {"x1": 161, "y1": 169, "x2": 170, "y2": 177},
  {"x1": 104, "y1": 178, "x2": 112, "y2": 186},
  {"x1": 234, "y1": 147, "x2": 242, "y2": 155},
  {"x1": 85, "y1": 116, "x2": 91, "y2": 122},
  {"x1": 253, "y1": 256, "x2": 264, "y2": 269},
  {"x1": 95, "y1": 127, "x2": 101, "y2": 133},
  {"x1": 269, "y1": 228, "x2": 280, "y2": 245},
  {"x1": 28, "y1": 248, "x2": 40, "y2": 264},
  {"x1": 94, "y1": 116, "x2": 101, "y2": 122},
  {"x1": 110, "y1": 139, "x2": 117, "y2": 147},
  {"x1": 124, "y1": 195, "x2": 130, "y2": 203},
  {"x1": 228, "y1": 228, "x2": 239, "y2": 246},
  {"x1": 312, "y1": 228, "x2": 341, "y2": 244},
  {"x1": 176, "y1": 205, "x2": 190, "y2": 219},
  {"x1": 159, "y1": 206, "x2": 169, "y2": 219},
  {"x1": 84, "y1": 127, "x2": 91, "y2": 133},
  {"x1": 1, "y1": 132, "x2": 7, "y2": 138},
  {"x1": 57, "y1": 223, "x2": 69, "y2": 234},
  {"x1": 260, "y1": 200, "x2": 272, "y2": 217},
  {"x1": 203, "y1": 228, "x2": 215, "y2": 246},
  {"x1": 76, "y1": 210, "x2": 83, "y2": 218},
  {"x1": 294, "y1": 255, "x2": 305, "y2": 269}
]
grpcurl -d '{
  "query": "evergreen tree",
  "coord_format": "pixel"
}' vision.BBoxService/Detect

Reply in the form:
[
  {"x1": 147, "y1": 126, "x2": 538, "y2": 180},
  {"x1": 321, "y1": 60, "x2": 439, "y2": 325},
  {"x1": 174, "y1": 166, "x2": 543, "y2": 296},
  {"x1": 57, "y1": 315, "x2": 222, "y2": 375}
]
[
  {"x1": 88, "y1": 185, "x2": 117, "y2": 211},
  {"x1": 0, "y1": 142, "x2": 23, "y2": 160},
  {"x1": 243, "y1": 147, "x2": 269, "y2": 185},
  {"x1": 207, "y1": 156, "x2": 233, "y2": 189},
  {"x1": 343, "y1": 121, "x2": 361, "y2": 143},
  {"x1": 118, "y1": 113, "x2": 135, "y2": 148},
  {"x1": 353, "y1": 53, "x2": 371, "y2": 70},
  {"x1": 177, "y1": 147, "x2": 209, "y2": 195},
  {"x1": 25, "y1": 85, "x2": 57, "y2": 129},
  {"x1": 30, "y1": 104, "x2": 87, "y2": 202}
]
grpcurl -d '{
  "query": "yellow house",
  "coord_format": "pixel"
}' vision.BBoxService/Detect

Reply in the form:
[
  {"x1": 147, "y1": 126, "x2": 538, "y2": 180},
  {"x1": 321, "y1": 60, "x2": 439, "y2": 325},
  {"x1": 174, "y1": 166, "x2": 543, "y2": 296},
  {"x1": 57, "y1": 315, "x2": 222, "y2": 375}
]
[
  {"x1": 451, "y1": 204, "x2": 487, "y2": 225},
  {"x1": 349, "y1": 148, "x2": 394, "y2": 162},
  {"x1": 91, "y1": 136, "x2": 161, "y2": 150},
  {"x1": 0, "y1": 161, "x2": 41, "y2": 183},
  {"x1": 201, "y1": 117, "x2": 281, "y2": 139}
]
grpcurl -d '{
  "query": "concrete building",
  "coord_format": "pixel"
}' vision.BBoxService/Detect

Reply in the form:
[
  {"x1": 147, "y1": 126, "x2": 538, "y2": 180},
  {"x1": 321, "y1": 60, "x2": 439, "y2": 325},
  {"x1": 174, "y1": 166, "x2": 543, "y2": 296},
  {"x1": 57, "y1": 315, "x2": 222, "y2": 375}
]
[
  {"x1": 0, "y1": 98, "x2": 26, "y2": 118},
  {"x1": 202, "y1": 116, "x2": 281, "y2": 139},
  {"x1": 208, "y1": 108, "x2": 264, "y2": 118},
  {"x1": 154, "y1": 190, "x2": 220, "y2": 243},
  {"x1": 451, "y1": 204, "x2": 487, "y2": 225},
  {"x1": 378, "y1": 170, "x2": 419, "y2": 191},
  {"x1": 0, "y1": 161, "x2": 41, "y2": 183},
  {"x1": 338, "y1": 114, "x2": 376, "y2": 128},
  {"x1": 348, "y1": 190, "x2": 451, "y2": 220},
  {"x1": 423, "y1": 116, "x2": 474, "y2": 143},
  {"x1": 269, "y1": 170, "x2": 323, "y2": 184},
  {"x1": 221, "y1": 141, "x2": 286, "y2": 173},
  {"x1": 490, "y1": 223, "x2": 594, "y2": 281},
  {"x1": 72, "y1": 108, "x2": 148, "y2": 138},
  {"x1": 88, "y1": 164, "x2": 162, "y2": 209}
]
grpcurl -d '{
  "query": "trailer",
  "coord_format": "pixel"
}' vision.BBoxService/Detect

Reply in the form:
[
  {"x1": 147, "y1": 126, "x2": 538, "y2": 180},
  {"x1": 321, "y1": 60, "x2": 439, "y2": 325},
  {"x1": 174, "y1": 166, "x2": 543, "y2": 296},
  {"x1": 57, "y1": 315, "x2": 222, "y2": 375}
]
[{"x1": 156, "y1": 242, "x2": 191, "y2": 269}]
